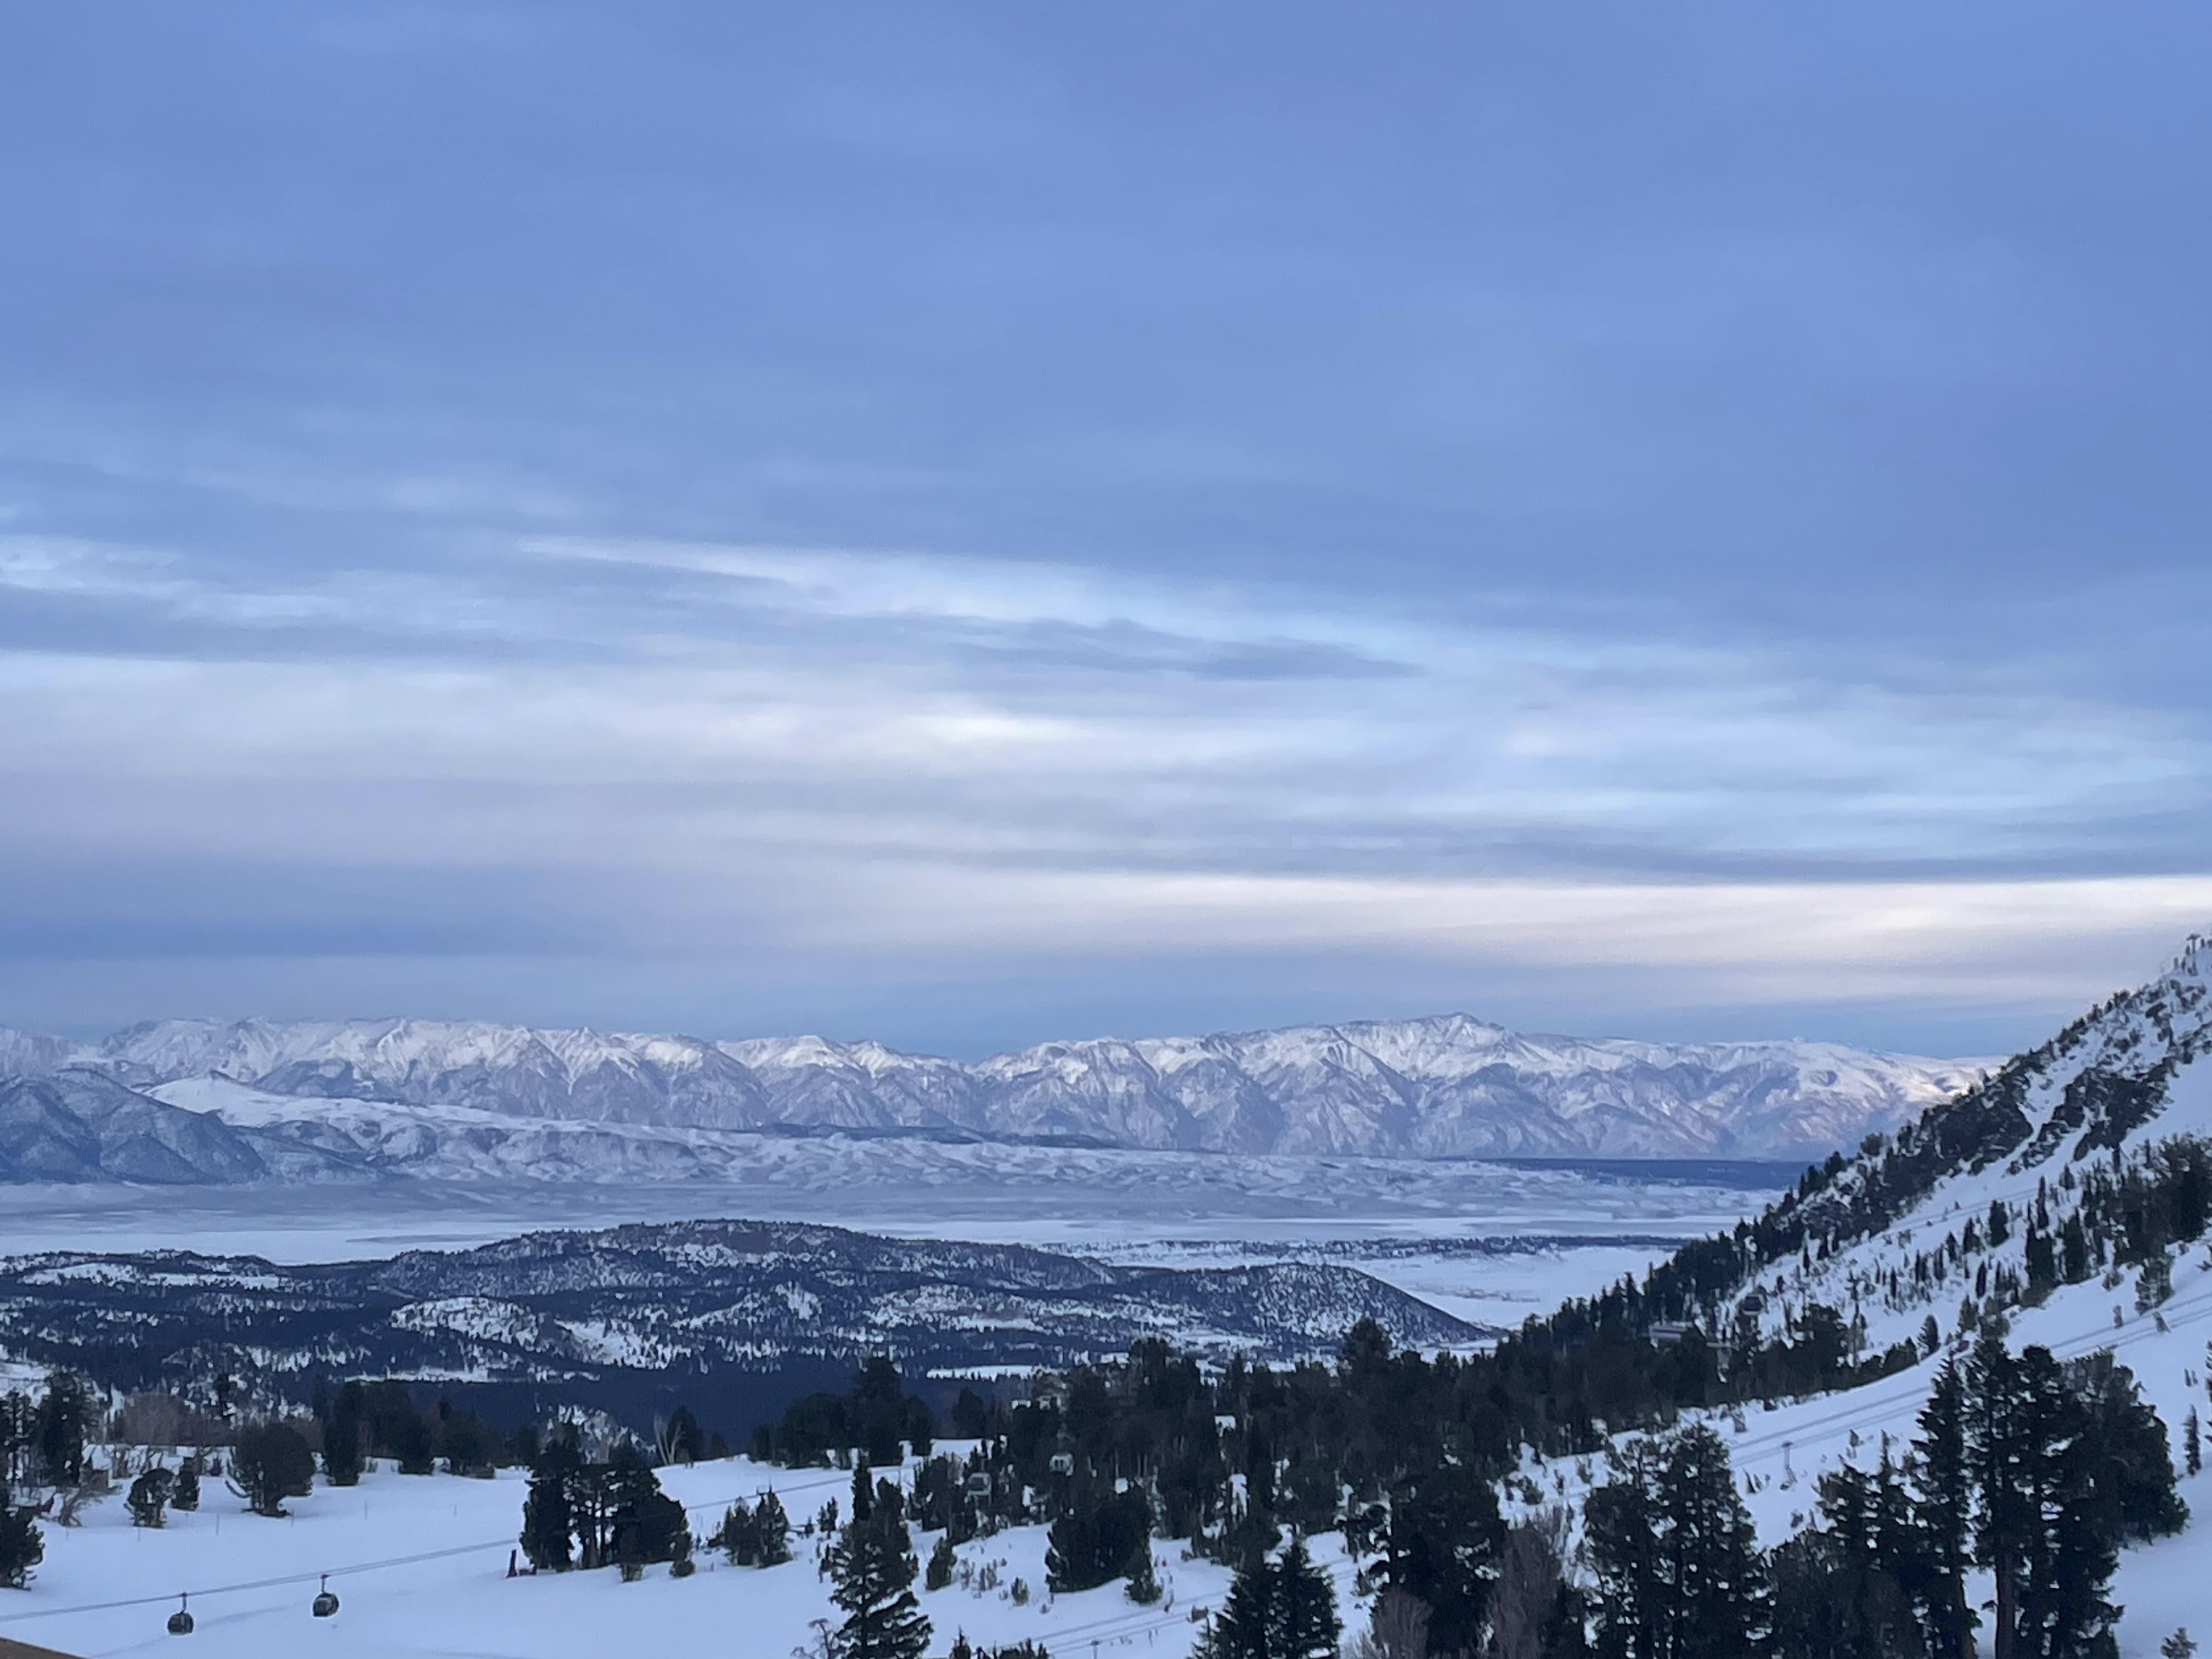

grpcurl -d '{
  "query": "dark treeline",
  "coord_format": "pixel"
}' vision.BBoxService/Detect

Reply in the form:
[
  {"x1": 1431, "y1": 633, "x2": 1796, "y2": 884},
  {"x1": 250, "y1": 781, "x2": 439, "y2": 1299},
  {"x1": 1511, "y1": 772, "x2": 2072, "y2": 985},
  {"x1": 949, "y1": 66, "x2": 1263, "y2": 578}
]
[
  {"x1": 758, "y1": 1285, "x2": 1903, "y2": 1553},
  {"x1": 752, "y1": 1314, "x2": 2185, "y2": 1659}
]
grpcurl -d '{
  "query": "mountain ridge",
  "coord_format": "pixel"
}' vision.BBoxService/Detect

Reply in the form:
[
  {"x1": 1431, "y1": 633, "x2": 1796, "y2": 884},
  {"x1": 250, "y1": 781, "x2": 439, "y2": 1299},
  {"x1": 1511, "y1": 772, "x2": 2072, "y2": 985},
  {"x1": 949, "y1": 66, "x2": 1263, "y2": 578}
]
[{"x1": 0, "y1": 1009, "x2": 1984, "y2": 1170}]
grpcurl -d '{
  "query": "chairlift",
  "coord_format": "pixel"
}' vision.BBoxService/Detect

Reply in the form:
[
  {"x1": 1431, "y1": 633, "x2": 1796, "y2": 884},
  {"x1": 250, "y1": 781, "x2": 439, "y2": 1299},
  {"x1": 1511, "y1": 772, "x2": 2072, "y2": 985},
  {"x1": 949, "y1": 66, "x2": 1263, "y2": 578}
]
[
  {"x1": 312, "y1": 1573, "x2": 341, "y2": 1618},
  {"x1": 167, "y1": 1592, "x2": 194, "y2": 1635}
]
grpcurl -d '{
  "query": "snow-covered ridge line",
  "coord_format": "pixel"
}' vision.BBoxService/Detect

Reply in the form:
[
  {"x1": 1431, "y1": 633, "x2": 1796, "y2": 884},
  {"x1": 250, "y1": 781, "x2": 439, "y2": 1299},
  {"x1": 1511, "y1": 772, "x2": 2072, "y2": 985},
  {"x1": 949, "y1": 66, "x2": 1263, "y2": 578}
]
[
  {"x1": 1600, "y1": 932, "x2": 2212, "y2": 1371},
  {"x1": 0, "y1": 1007, "x2": 1987, "y2": 1164}
]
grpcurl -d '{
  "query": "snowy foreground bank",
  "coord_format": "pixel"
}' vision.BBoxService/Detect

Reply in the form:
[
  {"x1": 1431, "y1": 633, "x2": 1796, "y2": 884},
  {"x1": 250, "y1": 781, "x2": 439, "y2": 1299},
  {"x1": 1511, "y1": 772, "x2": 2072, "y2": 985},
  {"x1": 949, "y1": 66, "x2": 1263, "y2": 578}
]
[{"x1": 0, "y1": 1448, "x2": 1352, "y2": 1659}]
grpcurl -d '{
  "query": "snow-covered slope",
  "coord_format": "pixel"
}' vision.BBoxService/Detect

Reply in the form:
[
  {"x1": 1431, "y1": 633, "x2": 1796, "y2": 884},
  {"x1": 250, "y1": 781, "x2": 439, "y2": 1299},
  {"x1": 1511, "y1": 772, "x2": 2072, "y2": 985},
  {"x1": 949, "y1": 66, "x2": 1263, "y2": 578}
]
[
  {"x1": 2, "y1": 1452, "x2": 1291, "y2": 1659},
  {"x1": 1716, "y1": 933, "x2": 2212, "y2": 1357},
  {"x1": 1504, "y1": 935, "x2": 2212, "y2": 1656},
  {"x1": 0, "y1": 1011, "x2": 1985, "y2": 1164}
]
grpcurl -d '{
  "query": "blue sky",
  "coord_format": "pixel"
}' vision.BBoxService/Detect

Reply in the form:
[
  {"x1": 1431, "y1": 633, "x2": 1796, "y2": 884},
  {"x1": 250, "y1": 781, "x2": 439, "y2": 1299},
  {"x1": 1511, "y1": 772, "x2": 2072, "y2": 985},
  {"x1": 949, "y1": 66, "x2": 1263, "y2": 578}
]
[{"x1": 3, "y1": 3, "x2": 2208, "y2": 1056}]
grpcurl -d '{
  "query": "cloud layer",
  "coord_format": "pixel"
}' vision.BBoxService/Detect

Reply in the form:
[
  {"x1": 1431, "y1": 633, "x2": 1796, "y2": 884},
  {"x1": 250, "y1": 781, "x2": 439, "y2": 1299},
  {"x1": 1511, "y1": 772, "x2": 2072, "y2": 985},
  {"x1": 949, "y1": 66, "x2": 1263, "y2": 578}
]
[{"x1": 3, "y1": 5, "x2": 2209, "y2": 1052}]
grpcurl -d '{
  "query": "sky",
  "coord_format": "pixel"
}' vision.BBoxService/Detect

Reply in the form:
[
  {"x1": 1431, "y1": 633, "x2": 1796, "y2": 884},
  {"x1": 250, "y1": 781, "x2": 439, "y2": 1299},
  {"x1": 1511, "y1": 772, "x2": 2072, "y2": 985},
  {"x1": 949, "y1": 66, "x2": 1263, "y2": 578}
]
[{"x1": 3, "y1": 3, "x2": 2209, "y2": 1059}]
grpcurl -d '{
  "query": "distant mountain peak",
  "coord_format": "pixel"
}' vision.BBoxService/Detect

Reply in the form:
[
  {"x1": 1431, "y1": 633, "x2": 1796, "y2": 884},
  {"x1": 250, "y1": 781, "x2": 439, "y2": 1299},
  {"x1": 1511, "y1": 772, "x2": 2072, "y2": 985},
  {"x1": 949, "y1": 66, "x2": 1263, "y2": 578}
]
[{"x1": 0, "y1": 1003, "x2": 1988, "y2": 1175}]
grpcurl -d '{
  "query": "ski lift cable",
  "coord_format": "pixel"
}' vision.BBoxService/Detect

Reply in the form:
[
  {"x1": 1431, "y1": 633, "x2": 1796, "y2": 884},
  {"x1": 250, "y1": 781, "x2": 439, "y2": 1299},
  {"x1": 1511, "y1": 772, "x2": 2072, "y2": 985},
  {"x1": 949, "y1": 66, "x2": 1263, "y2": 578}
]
[
  {"x1": 0, "y1": 1536, "x2": 516, "y2": 1626},
  {"x1": 1705, "y1": 1269, "x2": 2212, "y2": 1468},
  {"x1": 0, "y1": 1479, "x2": 826, "y2": 1628}
]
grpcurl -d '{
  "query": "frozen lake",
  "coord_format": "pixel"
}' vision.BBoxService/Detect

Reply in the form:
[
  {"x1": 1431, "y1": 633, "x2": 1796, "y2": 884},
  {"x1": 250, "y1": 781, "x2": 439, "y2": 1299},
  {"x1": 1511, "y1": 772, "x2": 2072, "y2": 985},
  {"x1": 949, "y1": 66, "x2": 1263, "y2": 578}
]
[{"x1": 0, "y1": 1153, "x2": 1791, "y2": 1333}]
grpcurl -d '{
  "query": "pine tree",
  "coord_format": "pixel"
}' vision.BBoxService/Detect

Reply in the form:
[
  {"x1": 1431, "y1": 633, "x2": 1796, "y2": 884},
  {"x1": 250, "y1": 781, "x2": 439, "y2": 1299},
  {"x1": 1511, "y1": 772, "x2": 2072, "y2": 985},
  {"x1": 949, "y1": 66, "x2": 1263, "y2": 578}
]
[
  {"x1": 1967, "y1": 1335, "x2": 2159, "y2": 1659},
  {"x1": 2186, "y1": 1408, "x2": 2202, "y2": 1478},
  {"x1": 1589, "y1": 1429, "x2": 1765, "y2": 1659},
  {"x1": 323, "y1": 1382, "x2": 365, "y2": 1486},
  {"x1": 1271, "y1": 1535, "x2": 1340, "y2": 1659},
  {"x1": 1769, "y1": 1460, "x2": 1915, "y2": 1659},
  {"x1": 754, "y1": 1489, "x2": 793, "y2": 1565},
  {"x1": 2024, "y1": 1228, "x2": 2057, "y2": 1299},
  {"x1": 33, "y1": 1373, "x2": 87, "y2": 1488},
  {"x1": 1200, "y1": 1551, "x2": 1275, "y2": 1659},
  {"x1": 851, "y1": 1458, "x2": 874, "y2": 1523},
  {"x1": 172, "y1": 1458, "x2": 200, "y2": 1512},
  {"x1": 606, "y1": 1441, "x2": 686, "y2": 1566},
  {"x1": 1912, "y1": 1358, "x2": 1977, "y2": 1659},
  {"x1": 1385, "y1": 1458, "x2": 1502, "y2": 1657},
  {"x1": 1125, "y1": 1538, "x2": 1161, "y2": 1605},
  {"x1": 1769, "y1": 1529, "x2": 1914, "y2": 1659},
  {"x1": 0, "y1": 1480, "x2": 41, "y2": 1589},
  {"x1": 521, "y1": 1433, "x2": 579, "y2": 1571},
  {"x1": 927, "y1": 1532, "x2": 956, "y2": 1592},
  {"x1": 2027, "y1": 1350, "x2": 2118, "y2": 1659},
  {"x1": 388, "y1": 1408, "x2": 436, "y2": 1475},
  {"x1": 713, "y1": 1499, "x2": 758, "y2": 1564},
  {"x1": 1656, "y1": 1424, "x2": 1767, "y2": 1659},
  {"x1": 1587, "y1": 1439, "x2": 1666, "y2": 1659},
  {"x1": 126, "y1": 1465, "x2": 173, "y2": 1528},
  {"x1": 1966, "y1": 1331, "x2": 2029, "y2": 1659},
  {"x1": 228, "y1": 1421, "x2": 315, "y2": 1518},
  {"x1": 826, "y1": 1500, "x2": 929, "y2": 1659},
  {"x1": 1044, "y1": 1504, "x2": 1088, "y2": 1595}
]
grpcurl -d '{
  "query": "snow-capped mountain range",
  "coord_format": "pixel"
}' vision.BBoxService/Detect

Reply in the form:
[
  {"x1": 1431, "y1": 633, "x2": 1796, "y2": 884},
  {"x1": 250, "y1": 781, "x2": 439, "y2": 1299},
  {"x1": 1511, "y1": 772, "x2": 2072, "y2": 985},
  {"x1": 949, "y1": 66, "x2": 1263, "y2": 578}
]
[{"x1": 0, "y1": 1012, "x2": 1983, "y2": 1185}]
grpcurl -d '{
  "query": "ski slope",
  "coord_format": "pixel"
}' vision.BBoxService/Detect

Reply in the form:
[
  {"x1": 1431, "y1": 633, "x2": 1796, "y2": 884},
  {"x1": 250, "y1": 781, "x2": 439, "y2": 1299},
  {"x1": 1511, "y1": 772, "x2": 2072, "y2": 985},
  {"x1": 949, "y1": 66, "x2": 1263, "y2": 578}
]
[{"x1": 0, "y1": 1450, "x2": 1343, "y2": 1658}]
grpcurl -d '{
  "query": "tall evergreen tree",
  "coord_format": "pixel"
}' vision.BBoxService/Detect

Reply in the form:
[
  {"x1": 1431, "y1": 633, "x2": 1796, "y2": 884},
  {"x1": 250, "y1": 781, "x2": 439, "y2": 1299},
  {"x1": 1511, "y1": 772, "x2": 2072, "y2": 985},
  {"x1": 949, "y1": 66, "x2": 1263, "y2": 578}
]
[
  {"x1": 33, "y1": 1373, "x2": 87, "y2": 1488},
  {"x1": 323, "y1": 1382, "x2": 365, "y2": 1486},
  {"x1": 1967, "y1": 1332, "x2": 2030, "y2": 1659},
  {"x1": 826, "y1": 1499, "x2": 929, "y2": 1659},
  {"x1": 927, "y1": 1532, "x2": 956, "y2": 1592},
  {"x1": 1271, "y1": 1534, "x2": 1341, "y2": 1659},
  {"x1": 1658, "y1": 1424, "x2": 1769, "y2": 1659},
  {"x1": 1966, "y1": 1335, "x2": 2174, "y2": 1659},
  {"x1": 1769, "y1": 1461, "x2": 1915, "y2": 1659},
  {"x1": 2016, "y1": 1346, "x2": 2118, "y2": 1659},
  {"x1": 1912, "y1": 1358, "x2": 1977, "y2": 1659},
  {"x1": 712, "y1": 1498, "x2": 759, "y2": 1565},
  {"x1": 754, "y1": 1489, "x2": 793, "y2": 1565},
  {"x1": 521, "y1": 1432, "x2": 579, "y2": 1571},
  {"x1": 1201, "y1": 1552, "x2": 1277, "y2": 1659},
  {"x1": 0, "y1": 1479, "x2": 41, "y2": 1589},
  {"x1": 851, "y1": 1458, "x2": 874, "y2": 1523},
  {"x1": 1589, "y1": 1428, "x2": 1765, "y2": 1659},
  {"x1": 1385, "y1": 1457, "x2": 1502, "y2": 1656},
  {"x1": 1586, "y1": 1440, "x2": 1667, "y2": 1659},
  {"x1": 606, "y1": 1441, "x2": 687, "y2": 1566}
]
